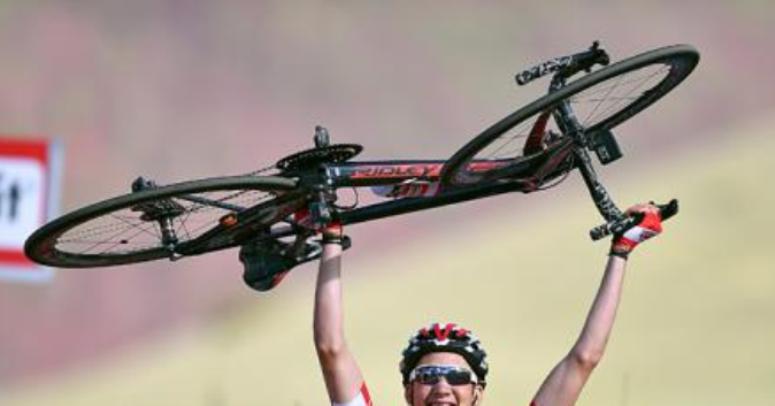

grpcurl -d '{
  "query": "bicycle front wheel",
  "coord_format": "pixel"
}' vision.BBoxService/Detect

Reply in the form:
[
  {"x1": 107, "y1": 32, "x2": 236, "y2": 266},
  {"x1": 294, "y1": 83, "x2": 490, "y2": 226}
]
[
  {"x1": 442, "y1": 44, "x2": 699, "y2": 187},
  {"x1": 25, "y1": 176, "x2": 301, "y2": 268}
]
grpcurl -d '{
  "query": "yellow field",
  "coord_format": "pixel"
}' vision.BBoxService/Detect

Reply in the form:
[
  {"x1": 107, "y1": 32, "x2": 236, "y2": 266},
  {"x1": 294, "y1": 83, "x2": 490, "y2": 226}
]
[{"x1": 4, "y1": 115, "x2": 774, "y2": 406}]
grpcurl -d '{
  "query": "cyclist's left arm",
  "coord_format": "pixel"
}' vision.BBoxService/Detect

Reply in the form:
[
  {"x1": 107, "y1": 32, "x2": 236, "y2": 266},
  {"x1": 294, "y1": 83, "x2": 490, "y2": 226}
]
[
  {"x1": 530, "y1": 203, "x2": 663, "y2": 406},
  {"x1": 530, "y1": 255, "x2": 627, "y2": 406}
]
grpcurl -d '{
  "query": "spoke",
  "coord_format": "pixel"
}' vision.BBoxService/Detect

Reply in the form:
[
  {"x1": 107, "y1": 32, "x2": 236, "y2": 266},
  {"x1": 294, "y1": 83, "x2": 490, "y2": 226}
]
[
  {"x1": 179, "y1": 219, "x2": 193, "y2": 241},
  {"x1": 174, "y1": 204, "x2": 225, "y2": 240},
  {"x1": 581, "y1": 71, "x2": 623, "y2": 125},
  {"x1": 60, "y1": 213, "x2": 156, "y2": 247},
  {"x1": 59, "y1": 239, "x2": 157, "y2": 247},
  {"x1": 110, "y1": 214, "x2": 149, "y2": 223},
  {"x1": 70, "y1": 220, "x2": 156, "y2": 255},
  {"x1": 95, "y1": 223, "x2": 160, "y2": 255},
  {"x1": 179, "y1": 193, "x2": 244, "y2": 212},
  {"x1": 63, "y1": 215, "x2": 144, "y2": 239},
  {"x1": 110, "y1": 213, "x2": 161, "y2": 240},
  {"x1": 173, "y1": 196, "x2": 205, "y2": 241},
  {"x1": 576, "y1": 95, "x2": 641, "y2": 103},
  {"x1": 482, "y1": 122, "x2": 532, "y2": 160},
  {"x1": 181, "y1": 216, "x2": 221, "y2": 237},
  {"x1": 581, "y1": 67, "x2": 666, "y2": 126},
  {"x1": 186, "y1": 189, "x2": 272, "y2": 213},
  {"x1": 574, "y1": 66, "x2": 670, "y2": 127},
  {"x1": 483, "y1": 134, "x2": 524, "y2": 159},
  {"x1": 175, "y1": 205, "x2": 195, "y2": 241},
  {"x1": 497, "y1": 145, "x2": 525, "y2": 159},
  {"x1": 213, "y1": 189, "x2": 254, "y2": 205},
  {"x1": 569, "y1": 66, "x2": 669, "y2": 101}
]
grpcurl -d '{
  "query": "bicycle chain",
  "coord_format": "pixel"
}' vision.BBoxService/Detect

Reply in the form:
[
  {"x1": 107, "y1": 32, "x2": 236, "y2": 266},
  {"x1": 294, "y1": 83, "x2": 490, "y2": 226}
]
[{"x1": 244, "y1": 164, "x2": 277, "y2": 177}]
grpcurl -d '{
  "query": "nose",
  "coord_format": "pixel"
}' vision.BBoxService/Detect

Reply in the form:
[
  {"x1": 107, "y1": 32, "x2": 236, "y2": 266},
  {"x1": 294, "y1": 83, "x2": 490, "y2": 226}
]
[{"x1": 430, "y1": 376, "x2": 454, "y2": 392}]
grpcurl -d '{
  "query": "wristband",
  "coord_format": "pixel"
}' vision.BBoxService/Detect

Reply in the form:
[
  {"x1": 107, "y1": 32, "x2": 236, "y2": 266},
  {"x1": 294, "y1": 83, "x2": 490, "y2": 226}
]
[
  {"x1": 322, "y1": 235, "x2": 352, "y2": 250},
  {"x1": 322, "y1": 235, "x2": 344, "y2": 245},
  {"x1": 608, "y1": 247, "x2": 630, "y2": 260}
]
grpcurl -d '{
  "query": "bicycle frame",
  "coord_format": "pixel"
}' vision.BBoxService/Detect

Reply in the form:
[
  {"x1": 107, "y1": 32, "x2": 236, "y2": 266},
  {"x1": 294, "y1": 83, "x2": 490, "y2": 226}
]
[
  {"x1": 310, "y1": 140, "x2": 578, "y2": 227},
  {"x1": 334, "y1": 153, "x2": 619, "y2": 231},
  {"x1": 334, "y1": 165, "x2": 526, "y2": 225},
  {"x1": 329, "y1": 159, "x2": 516, "y2": 187}
]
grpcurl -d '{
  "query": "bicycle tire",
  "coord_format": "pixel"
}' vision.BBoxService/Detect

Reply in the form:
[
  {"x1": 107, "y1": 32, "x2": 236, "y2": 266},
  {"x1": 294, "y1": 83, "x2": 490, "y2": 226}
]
[
  {"x1": 441, "y1": 44, "x2": 699, "y2": 187},
  {"x1": 24, "y1": 175, "x2": 301, "y2": 268}
]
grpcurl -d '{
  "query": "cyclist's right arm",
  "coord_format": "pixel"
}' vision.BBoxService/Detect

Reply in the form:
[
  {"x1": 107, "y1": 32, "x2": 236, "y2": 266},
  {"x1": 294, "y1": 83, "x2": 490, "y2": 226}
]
[{"x1": 314, "y1": 226, "x2": 371, "y2": 405}]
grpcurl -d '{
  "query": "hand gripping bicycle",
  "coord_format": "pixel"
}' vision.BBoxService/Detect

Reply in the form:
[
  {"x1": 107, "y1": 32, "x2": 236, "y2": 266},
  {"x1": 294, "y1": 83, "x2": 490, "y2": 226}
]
[{"x1": 25, "y1": 42, "x2": 699, "y2": 277}]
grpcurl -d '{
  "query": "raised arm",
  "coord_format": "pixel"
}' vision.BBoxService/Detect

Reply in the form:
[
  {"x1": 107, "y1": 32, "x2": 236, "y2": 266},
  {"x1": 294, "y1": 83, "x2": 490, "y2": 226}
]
[
  {"x1": 314, "y1": 224, "x2": 370, "y2": 405},
  {"x1": 531, "y1": 204, "x2": 663, "y2": 406}
]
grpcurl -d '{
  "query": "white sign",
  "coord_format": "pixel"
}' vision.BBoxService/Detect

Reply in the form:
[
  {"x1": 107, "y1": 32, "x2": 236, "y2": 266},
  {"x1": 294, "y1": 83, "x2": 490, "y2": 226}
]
[
  {"x1": 0, "y1": 137, "x2": 62, "y2": 282},
  {"x1": 0, "y1": 157, "x2": 45, "y2": 247}
]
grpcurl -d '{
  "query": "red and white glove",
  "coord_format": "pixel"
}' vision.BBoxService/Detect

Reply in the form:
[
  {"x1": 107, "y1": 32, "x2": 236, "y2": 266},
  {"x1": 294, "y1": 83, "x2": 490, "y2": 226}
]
[{"x1": 610, "y1": 204, "x2": 663, "y2": 259}]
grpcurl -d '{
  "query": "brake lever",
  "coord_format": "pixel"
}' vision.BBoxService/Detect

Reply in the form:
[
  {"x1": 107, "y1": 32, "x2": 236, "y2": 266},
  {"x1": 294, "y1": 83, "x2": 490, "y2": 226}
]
[{"x1": 589, "y1": 199, "x2": 678, "y2": 241}]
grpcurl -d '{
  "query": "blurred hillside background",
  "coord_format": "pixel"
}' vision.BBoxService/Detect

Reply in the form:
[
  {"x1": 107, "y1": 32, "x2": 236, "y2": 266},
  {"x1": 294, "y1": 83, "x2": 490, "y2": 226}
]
[{"x1": 1, "y1": 1, "x2": 773, "y2": 405}]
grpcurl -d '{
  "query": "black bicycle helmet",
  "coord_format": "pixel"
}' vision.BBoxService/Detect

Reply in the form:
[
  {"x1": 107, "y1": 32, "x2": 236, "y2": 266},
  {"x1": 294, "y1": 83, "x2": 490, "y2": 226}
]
[{"x1": 400, "y1": 322, "x2": 488, "y2": 386}]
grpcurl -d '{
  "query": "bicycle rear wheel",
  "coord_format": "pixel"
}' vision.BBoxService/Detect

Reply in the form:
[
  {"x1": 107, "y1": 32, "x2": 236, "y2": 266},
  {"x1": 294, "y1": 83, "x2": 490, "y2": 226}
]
[
  {"x1": 441, "y1": 44, "x2": 699, "y2": 187},
  {"x1": 24, "y1": 176, "x2": 301, "y2": 268}
]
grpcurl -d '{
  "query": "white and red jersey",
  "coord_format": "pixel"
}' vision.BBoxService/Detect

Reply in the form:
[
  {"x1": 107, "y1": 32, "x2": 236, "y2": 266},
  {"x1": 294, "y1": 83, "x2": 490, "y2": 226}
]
[
  {"x1": 330, "y1": 381, "x2": 540, "y2": 405},
  {"x1": 332, "y1": 382, "x2": 373, "y2": 406}
]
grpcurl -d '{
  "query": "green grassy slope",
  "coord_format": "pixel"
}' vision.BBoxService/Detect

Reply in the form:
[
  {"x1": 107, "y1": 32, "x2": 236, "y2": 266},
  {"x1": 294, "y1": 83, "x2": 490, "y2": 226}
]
[{"x1": 4, "y1": 116, "x2": 774, "y2": 406}]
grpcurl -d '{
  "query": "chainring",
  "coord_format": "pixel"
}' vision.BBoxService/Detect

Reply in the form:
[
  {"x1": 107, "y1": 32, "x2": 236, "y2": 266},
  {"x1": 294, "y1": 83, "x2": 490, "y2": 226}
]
[{"x1": 276, "y1": 144, "x2": 363, "y2": 171}]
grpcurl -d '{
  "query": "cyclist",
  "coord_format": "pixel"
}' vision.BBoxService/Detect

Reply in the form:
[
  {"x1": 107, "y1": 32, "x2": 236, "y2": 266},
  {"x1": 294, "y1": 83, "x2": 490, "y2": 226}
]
[{"x1": 310, "y1": 202, "x2": 663, "y2": 406}]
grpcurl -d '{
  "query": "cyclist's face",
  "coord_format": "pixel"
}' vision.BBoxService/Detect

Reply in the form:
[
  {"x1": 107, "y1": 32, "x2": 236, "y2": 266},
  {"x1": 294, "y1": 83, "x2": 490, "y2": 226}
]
[{"x1": 405, "y1": 352, "x2": 483, "y2": 406}]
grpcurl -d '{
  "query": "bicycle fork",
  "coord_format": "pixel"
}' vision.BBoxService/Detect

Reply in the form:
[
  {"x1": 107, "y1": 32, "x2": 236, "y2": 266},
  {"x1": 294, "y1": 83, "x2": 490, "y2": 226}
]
[
  {"x1": 550, "y1": 93, "x2": 631, "y2": 239},
  {"x1": 573, "y1": 144, "x2": 623, "y2": 222},
  {"x1": 554, "y1": 100, "x2": 677, "y2": 240}
]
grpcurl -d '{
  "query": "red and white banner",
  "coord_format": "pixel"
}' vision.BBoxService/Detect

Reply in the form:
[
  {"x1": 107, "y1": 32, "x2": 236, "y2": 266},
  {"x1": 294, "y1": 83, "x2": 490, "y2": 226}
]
[{"x1": 0, "y1": 137, "x2": 62, "y2": 282}]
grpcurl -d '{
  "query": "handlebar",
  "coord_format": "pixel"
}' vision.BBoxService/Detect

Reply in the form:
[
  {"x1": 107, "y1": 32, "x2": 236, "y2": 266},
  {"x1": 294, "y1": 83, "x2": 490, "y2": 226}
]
[
  {"x1": 515, "y1": 41, "x2": 610, "y2": 86},
  {"x1": 589, "y1": 199, "x2": 678, "y2": 241}
]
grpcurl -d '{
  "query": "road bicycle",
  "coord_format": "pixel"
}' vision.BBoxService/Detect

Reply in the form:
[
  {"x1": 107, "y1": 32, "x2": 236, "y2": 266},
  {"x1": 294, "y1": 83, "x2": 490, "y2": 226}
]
[{"x1": 24, "y1": 42, "x2": 699, "y2": 289}]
